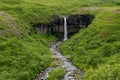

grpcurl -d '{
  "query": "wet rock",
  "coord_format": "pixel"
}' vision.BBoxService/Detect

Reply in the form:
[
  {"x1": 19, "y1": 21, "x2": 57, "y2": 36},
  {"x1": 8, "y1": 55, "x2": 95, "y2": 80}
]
[
  {"x1": 51, "y1": 42, "x2": 83, "y2": 80},
  {"x1": 34, "y1": 42, "x2": 84, "y2": 80}
]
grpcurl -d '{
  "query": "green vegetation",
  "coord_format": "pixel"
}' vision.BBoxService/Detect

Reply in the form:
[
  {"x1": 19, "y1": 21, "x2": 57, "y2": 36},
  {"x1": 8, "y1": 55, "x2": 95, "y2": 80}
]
[
  {"x1": 0, "y1": 0, "x2": 120, "y2": 80},
  {"x1": 47, "y1": 68, "x2": 66, "y2": 80},
  {"x1": 84, "y1": 64, "x2": 120, "y2": 80},
  {"x1": 0, "y1": 34, "x2": 54, "y2": 80},
  {"x1": 0, "y1": 0, "x2": 120, "y2": 23},
  {"x1": 60, "y1": 8, "x2": 120, "y2": 80}
]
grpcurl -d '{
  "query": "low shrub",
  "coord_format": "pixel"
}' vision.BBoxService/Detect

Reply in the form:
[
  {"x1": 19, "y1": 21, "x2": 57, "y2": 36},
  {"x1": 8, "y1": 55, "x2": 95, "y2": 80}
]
[
  {"x1": 47, "y1": 68, "x2": 66, "y2": 80},
  {"x1": 83, "y1": 64, "x2": 120, "y2": 80}
]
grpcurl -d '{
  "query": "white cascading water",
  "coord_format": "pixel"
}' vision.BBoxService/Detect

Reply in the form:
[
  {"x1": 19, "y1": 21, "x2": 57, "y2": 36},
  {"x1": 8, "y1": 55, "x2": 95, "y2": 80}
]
[{"x1": 63, "y1": 16, "x2": 68, "y2": 41}]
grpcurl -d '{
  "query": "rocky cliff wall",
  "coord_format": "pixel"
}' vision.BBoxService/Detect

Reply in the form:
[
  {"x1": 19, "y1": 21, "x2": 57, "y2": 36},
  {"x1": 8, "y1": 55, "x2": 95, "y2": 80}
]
[{"x1": 33, "y1": 14, "x2": 94, "y2": 40}]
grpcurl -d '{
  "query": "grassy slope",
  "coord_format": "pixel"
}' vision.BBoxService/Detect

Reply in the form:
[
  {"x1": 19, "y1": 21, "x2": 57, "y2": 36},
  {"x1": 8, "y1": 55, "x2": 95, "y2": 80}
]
[
  {"x1": 0, "y1": 35, "x2": 53, "y2": 80},
  {"x1": 60, "y1": 7, "x2": 120, "y2": 79},
  {"x1": 0, "y1": 0, "x2": 120, "y2": 80}
]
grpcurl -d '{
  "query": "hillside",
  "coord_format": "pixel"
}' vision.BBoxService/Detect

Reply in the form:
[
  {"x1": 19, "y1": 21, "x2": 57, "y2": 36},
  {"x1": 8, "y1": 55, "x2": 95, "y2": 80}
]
[
  {"x1": 0, "y1": 0, "x2": 120, "y2": 80},
  {"x1": 60, "y1": 7, "x2": 120, "y2": 80}
]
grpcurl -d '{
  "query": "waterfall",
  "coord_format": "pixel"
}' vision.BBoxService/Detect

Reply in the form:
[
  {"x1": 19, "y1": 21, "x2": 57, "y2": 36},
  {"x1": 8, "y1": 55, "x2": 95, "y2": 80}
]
[{"x1": 63, "y1": 16, "x2": 68, "y2": 41}]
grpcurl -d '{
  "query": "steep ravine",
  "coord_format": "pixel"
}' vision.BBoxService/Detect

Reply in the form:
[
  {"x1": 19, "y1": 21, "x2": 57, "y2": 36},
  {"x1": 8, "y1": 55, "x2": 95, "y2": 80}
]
[
  {"x1": 34, "y1": 42, "x2": 83, "y2": 80},
  {"x1": 33, "y1": 14, "x2": 94, "y2": 80}
]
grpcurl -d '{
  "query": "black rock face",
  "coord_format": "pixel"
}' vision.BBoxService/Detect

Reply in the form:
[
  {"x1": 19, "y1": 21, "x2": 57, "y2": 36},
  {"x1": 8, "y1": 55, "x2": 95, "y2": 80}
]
[{"x1": 33, "y1": 14, "x2": 94, "y2": 40}]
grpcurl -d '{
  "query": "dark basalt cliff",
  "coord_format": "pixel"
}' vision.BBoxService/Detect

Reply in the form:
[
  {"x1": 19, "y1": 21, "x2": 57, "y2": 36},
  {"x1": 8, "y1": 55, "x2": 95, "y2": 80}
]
[{"x1": 33, "y1": 14, "x2": 94, "y2": 40}]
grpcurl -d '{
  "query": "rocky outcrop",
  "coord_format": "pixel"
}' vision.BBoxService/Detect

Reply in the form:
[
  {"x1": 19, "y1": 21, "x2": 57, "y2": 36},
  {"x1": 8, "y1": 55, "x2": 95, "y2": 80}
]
[
  {"x1": 33, "y1": 14, "x2": 94, "y2": 40},
  {"x1": 67, "y1": 14, "x2": 94, "y2": 38}
]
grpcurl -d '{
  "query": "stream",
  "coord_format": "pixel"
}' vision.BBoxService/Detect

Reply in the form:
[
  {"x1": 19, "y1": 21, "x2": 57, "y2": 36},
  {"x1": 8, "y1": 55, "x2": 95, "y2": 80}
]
[{"x1": 34, "y1": 42, "x2": 84, "y2": 80}]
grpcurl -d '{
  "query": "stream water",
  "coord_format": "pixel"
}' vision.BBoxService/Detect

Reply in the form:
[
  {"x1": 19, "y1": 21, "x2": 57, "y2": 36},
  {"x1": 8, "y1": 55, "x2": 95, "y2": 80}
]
[
  {"x1": 34, "y1": 16, "x2": 83, "y2": 80},
  {"x1": 34, "y1": 42, "x2": 83, "y2": 80}
]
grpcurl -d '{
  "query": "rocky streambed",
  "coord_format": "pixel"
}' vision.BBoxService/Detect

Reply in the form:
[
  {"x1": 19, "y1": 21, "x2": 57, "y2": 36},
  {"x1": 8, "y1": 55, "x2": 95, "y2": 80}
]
[{"x1": 34, "y1": 42, "x2": 83, "y2": 80}]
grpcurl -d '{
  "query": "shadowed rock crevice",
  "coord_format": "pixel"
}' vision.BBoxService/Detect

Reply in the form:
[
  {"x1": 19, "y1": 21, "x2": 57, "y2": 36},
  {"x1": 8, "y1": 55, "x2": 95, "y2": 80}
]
[{"x1": 33, "y1": 14, "x2": 94, "y2": 40}]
